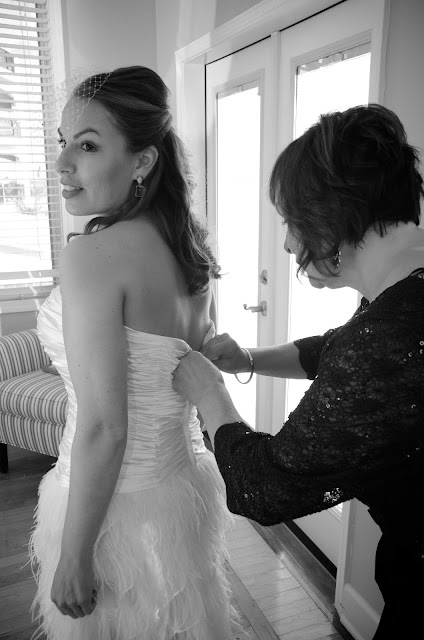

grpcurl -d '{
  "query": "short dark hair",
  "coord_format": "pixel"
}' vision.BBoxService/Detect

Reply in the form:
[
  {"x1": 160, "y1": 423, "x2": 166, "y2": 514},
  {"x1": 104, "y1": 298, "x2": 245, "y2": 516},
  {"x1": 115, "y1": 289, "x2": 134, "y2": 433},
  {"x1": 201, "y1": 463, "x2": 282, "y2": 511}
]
[
  {"x1": 269, "y1": 103, "x2": 424, "y2": 275},
  {"x1": 73, "y1": 66, "x2": 220, "y2": 296}
]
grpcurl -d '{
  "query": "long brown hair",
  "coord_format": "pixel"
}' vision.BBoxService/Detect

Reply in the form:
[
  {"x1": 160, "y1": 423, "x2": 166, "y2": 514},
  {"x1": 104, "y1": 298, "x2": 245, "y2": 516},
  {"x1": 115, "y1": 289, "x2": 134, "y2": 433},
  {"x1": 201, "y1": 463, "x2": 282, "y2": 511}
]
[{"x1": 72, "y1": 66, "x2": 220, "y2": 295}]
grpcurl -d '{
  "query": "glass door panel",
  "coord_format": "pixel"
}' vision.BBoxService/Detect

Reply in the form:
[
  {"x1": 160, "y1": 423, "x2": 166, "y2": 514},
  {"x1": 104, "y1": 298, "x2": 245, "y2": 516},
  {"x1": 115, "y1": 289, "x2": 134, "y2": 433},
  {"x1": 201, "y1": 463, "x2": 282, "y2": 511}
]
[
  {"x1": 288, "y1": 42, "x2": 371, "y2": 554},
  {"x1": 278, "y1": 2, "x2": 375, "y2": 569},
  {"x1": 216, "y1": 84, "x2": 261, "y2": 427},
  {"x1": 295, "y1": 43, "x2": 372, "y2": 137},
  {"x1": 206, "y1": 37, "x2": 274, "y2": 432},
  {"x1": 286, "y1": 42, "x2": 371, "y2": 417}
]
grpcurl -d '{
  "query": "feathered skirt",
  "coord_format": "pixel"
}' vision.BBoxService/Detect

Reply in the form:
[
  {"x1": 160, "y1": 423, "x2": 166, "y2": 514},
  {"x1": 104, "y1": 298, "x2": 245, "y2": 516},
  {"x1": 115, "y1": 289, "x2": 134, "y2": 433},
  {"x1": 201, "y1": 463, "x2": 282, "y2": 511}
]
[{"x1": 29, "y1": 450, "x2": 241, "y2": 640}]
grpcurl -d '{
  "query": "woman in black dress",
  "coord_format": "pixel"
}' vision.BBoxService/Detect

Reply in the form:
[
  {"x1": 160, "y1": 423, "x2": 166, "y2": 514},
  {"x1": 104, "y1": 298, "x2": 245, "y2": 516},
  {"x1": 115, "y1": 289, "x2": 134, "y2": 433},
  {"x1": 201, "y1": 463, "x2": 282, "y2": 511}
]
[{"x1": 173, "y1": 103, "x2": 424, "y2": 638}]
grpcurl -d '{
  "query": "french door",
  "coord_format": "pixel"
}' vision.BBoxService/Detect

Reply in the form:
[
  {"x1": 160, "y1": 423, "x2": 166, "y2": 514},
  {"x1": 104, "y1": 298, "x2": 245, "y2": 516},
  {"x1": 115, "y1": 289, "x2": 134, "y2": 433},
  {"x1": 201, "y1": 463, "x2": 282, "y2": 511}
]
[{"x1": 205, "y1": 1, "x2": 386, "y2": 637}]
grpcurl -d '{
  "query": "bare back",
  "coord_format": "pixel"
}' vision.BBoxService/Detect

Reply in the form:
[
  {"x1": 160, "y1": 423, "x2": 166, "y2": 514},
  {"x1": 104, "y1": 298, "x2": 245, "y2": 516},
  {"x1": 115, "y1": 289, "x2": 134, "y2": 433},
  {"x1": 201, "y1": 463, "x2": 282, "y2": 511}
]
[{"x1": 93, "y1": 217, "x2": 214, "y2": 351}]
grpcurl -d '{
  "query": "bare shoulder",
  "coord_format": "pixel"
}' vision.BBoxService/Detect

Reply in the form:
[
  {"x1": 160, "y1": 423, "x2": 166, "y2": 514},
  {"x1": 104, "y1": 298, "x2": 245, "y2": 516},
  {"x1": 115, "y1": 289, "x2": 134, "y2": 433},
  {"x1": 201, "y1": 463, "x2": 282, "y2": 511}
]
[
  {"x1": 60, "y1": 227, "x2": 129, "y2": 282},
  {"x1": 60, "y1": 221, "x2": 170, "y2": 298},
  {"x1": 60, "y1": 232, "x2": 125, "y2": 321},
  {"x1": 60, "y1": 234, "x2": 94, "y2": 279}
]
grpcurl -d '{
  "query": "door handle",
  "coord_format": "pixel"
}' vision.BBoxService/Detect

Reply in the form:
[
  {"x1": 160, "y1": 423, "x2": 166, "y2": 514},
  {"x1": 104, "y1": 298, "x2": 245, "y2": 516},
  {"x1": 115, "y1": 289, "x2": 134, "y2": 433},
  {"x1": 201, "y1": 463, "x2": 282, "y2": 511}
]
[{"x1": 243, "y1": 301, "x2": 267, "y2": 316}]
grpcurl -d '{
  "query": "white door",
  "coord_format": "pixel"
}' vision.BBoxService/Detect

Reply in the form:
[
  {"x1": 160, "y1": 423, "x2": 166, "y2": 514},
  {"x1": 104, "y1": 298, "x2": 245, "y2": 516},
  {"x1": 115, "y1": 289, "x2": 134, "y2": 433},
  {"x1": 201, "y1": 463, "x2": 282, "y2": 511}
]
[
  {"x1": 277, "y1": 0, "x2": 379, "y2": 570},
  {"x1": 206, "y1": 37, "x2": 279, "y2": 431}
]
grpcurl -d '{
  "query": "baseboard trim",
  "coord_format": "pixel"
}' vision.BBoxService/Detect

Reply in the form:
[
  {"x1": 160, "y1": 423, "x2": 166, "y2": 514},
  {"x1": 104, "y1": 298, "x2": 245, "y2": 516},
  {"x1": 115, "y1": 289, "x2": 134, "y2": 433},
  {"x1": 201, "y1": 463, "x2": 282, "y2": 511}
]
[
  {"x1": 285, "y1": 520, "x2": 337, "y2": 578},
  {"x1": 337, "y1": 583, "x2": 380, "y2": 640}
]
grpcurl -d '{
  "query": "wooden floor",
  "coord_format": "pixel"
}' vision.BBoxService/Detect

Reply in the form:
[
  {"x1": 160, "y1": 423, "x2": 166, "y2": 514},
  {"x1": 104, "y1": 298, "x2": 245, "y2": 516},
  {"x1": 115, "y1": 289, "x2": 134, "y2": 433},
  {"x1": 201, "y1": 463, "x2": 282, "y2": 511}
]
[
  {"x1": 0, "y1": 446, "x2": 344, "y2": 639},
  {"x1": 227, "y1": 519, "x2": 344, "y2": 640}
]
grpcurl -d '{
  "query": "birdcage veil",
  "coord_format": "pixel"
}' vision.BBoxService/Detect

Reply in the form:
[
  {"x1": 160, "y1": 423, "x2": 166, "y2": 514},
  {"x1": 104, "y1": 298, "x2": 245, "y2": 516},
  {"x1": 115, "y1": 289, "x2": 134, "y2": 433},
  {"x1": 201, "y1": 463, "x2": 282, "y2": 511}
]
[
  {"x1": 32, "y1": 66, "x2": 113, "y2": 175},
  {"x1": 53, "y1": 67, "x2": 112, "y2": 138}
]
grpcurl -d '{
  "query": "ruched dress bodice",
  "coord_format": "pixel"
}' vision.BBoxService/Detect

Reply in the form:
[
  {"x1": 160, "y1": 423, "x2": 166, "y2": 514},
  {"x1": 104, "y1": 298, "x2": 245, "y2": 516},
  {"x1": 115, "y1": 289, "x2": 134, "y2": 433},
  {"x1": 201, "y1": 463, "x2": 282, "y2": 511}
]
[{"x1": 37, "y1": 286, "x2": 210, "y2": 493}]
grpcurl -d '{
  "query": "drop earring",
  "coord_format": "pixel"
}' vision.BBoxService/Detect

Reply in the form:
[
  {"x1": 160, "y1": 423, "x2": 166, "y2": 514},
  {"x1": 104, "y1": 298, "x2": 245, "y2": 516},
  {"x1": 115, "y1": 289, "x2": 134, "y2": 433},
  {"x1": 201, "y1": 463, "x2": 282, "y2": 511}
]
[
  {"x1": 135, "y1": 176, "x2": 146, "y2": 198},
  {"x1": 332, "y1": 249, "x2": 341, "y2": 269}
]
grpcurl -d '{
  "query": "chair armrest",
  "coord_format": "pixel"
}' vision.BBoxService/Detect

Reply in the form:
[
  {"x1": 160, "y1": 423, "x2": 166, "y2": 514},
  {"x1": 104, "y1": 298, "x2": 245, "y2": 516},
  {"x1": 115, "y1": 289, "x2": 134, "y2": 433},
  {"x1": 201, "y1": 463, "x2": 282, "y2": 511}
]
[{"x1": 0, "y1": 329, "x2": 50, "y2": 382}]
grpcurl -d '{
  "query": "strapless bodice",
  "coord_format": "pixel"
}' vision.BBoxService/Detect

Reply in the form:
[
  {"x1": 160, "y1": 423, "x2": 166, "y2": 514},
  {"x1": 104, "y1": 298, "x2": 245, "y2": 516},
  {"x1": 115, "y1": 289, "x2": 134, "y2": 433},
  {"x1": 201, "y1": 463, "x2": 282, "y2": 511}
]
[{"x1": 37, "y1": 287, "x2": 211, "y2": 493}]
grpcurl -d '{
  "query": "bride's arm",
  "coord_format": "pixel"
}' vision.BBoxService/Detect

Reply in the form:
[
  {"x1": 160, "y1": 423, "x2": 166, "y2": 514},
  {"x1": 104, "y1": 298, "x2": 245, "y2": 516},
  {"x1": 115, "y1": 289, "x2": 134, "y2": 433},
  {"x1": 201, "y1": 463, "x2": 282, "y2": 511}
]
[{"x1": 52, "y1": 235, "x2": 128, "y2": 615}]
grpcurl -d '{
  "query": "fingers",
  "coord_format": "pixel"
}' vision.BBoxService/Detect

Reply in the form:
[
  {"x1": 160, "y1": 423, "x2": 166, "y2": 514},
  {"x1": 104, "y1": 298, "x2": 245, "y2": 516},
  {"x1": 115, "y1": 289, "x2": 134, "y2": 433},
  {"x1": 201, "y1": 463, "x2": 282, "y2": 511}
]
[
  {"x1": 81, "y1": 591, "x2": 97, "y2": 616},
  {"x1": 53, "y1": 591, "x2": 97, "y2": 618},
  {"x1": 54, "y1": 601, "x2": 82, "y2": 619},
  {"x1": 73, "y1": 604, "x2": 88, "y2": 618},
  {"x1": 201, "y1": 333, "x2": 236, "y2": 361}
]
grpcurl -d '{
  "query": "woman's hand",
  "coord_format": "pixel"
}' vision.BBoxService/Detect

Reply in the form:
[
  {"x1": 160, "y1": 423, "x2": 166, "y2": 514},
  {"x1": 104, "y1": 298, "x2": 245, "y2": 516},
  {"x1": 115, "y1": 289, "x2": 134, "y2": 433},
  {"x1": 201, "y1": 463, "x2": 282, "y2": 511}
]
[
  {"x1": 200, "y1": 333, "x2": 249, "y2": 374},
  {"x1": 173, "y1": 350, "x2": 225, "y2": 407},
  {"x1": 173, "y1": 351, "x2": 243, "y2": 445},
  {"x1": 51, "y1": 554, "x2": 97, "y2": 618}
]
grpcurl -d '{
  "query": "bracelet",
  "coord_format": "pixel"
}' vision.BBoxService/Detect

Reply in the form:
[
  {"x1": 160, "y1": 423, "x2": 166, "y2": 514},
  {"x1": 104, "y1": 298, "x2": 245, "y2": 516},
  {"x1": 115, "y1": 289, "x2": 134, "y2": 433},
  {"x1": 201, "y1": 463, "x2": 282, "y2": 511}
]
[{"x1": 234, "y1": 348, "x2": 254, "y2": 384}]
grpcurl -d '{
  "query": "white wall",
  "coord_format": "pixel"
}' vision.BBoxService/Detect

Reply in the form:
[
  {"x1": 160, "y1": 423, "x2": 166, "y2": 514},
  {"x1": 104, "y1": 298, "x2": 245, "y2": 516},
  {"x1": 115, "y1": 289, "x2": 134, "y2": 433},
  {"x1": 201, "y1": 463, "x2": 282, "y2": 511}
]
[
  {"x1": 155, "y1": 0, "x2": 261, "y2": 117},
  {"x1": 384, "y1": 0, "x2": 424, "y2": 155},
  {"x1": 61, "y1": 0, "x2": 157, "y2": 75},
  {"x1": 0, "y1": 309, "x2": 39, "y2": 336},
  {"x1": 214, "y1": 0, "x2": 262, "y2": 26}
]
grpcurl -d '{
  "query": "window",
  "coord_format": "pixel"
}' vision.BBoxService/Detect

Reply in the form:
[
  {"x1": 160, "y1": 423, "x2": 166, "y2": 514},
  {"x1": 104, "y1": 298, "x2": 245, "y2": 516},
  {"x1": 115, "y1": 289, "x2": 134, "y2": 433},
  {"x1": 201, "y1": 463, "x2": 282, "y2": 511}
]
[{"x1": 0, "y1": 0, "x2": 63, "y2": 303}]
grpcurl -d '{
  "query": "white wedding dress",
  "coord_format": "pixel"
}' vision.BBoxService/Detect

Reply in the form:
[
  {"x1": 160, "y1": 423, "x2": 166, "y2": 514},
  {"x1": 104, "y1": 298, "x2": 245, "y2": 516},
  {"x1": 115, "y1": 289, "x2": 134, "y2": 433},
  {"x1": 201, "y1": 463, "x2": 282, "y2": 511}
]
[{"x1": 29, "y1": 287, "x2": 239, "y2": 640}]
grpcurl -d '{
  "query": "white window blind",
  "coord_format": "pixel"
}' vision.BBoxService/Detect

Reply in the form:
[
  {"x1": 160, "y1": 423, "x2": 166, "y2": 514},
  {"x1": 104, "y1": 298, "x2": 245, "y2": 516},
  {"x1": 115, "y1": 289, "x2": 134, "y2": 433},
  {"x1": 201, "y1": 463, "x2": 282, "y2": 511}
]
[{"x1": 0, "y1": 0, "x2": 62, "y2": 302}]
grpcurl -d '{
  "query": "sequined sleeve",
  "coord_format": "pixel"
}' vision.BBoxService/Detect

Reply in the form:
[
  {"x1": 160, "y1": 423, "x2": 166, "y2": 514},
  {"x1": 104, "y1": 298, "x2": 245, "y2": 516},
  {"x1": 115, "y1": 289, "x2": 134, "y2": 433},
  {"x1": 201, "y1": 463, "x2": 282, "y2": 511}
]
[
  {"x1": 294, "y1": 331, "x2": 337, "y2": 380},
  {"x1": 294, "y1": 303, "x2": 367, "y2": 380},
  {"x1": 214, "y1": 277, "x2": 424, "y2": 527}
]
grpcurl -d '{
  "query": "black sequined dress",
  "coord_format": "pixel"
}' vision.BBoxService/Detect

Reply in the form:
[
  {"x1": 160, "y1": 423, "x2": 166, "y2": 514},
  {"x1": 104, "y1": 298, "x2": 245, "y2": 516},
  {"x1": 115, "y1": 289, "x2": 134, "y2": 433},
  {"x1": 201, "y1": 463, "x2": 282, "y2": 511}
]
[
  {"x1": 214, "y1": 269, "x2": 424, "y2": 548},
  {"x1": 215, "y1": 270, "x2": 424, "y2": 635}
]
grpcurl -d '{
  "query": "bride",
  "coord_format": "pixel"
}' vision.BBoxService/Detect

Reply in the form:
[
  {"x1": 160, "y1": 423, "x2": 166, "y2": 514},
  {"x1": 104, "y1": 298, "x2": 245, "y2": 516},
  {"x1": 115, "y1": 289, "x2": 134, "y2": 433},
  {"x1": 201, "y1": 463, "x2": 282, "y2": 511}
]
[{"x1": 29, "y1": 66, "x2": 239, "y2": 640}]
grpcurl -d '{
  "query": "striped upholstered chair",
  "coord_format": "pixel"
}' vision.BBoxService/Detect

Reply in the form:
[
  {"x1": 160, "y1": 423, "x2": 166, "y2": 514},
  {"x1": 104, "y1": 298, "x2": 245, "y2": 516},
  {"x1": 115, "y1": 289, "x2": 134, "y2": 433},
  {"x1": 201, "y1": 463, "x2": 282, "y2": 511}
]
[{"x1": 0, "y1": 329, "x2": 67, "y2": 473}]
